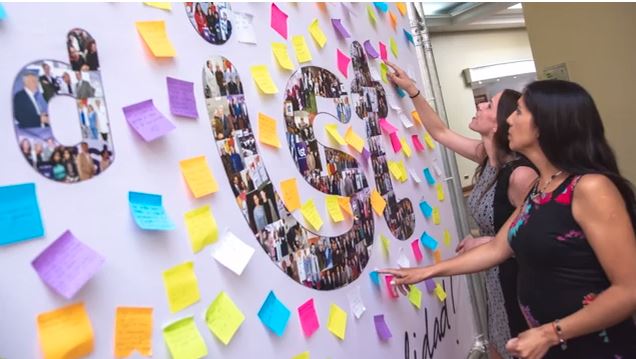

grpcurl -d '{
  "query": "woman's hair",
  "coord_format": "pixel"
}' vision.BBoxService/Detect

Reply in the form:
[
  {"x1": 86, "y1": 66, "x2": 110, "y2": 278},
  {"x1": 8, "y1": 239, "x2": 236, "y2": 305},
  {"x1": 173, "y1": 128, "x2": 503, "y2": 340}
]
[{"x1": 523, "y1": 79, "x2": 636, "y2": 226}]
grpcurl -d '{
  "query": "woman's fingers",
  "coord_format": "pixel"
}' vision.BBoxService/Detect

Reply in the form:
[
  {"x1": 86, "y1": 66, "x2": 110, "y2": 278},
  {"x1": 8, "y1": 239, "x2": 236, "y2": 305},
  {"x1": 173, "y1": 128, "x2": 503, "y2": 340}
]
[
  {"x1": 378, "y1": 268, "x2": 403, "y2": 277},
  {"x1": 396, "y1": 283, "x2": 409, "y2": 296}
]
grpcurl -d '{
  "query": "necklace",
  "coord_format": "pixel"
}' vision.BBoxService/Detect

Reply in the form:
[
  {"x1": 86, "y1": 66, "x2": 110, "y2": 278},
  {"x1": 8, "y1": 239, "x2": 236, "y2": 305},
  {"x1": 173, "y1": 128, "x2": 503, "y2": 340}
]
[{"x1": 534, "y1": 170, "x2": 563, "y2": 196}]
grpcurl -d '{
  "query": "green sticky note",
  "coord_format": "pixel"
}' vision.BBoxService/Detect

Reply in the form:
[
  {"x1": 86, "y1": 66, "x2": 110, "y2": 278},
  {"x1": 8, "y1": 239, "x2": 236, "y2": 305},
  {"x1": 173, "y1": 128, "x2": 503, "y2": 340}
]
[
  {"x1": 205, "y1": 291, "x2": 245, "y2": 345},
  {"x1": 381, "y1": 234, "x2": 390, "y2": 258},
  {"x1": 163, "y1": 316, "x2": 208, "y2": 359},
  {"x1": 389, "y1": 37, "x2": 398, "y2": 58},
  {"x1": 367, "y1": 5, "x2": 377, "y2": 24},
  {"x1": 380, "y1": 62, "x2": 388, "y2": 83},
  {"x1": 407, "y1": 285, "x2": 422, "y2": 309}
]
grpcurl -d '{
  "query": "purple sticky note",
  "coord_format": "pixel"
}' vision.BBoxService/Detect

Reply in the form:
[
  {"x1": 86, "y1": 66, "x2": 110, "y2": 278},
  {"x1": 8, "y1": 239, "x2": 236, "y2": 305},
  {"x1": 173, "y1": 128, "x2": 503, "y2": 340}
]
[
  {"x1": 362, "y1": 147, "x2": 371, "y2": 162},
  {"x1": 374, "y1": 314, "x2": 392, "y2": 340},
  {"x1": 389, "y1": 132, "x2": 402, "y2": 153},
  {"x1": 166, "y1": 77, "x2": 198, "y2": 119},
  {"x1": 331, "y1": 18, "x2": 350, "y2": 38},
  {"x1": 123, "y1": 99, "x2": 176, "y2": 142},
  {"x1": 425, "y1": 278, "x2": 436, "y2": 293},
  {"x1": 379, "y1": 41, "x2": 388, "y2": 61},
  {"x1": 271, "y1": 3, "x2": 288, "y2": 39},
  {"x1": 364, "y1": 40, "x2": 379, "y2": 59},
  {"x1": 31, "y1": 230, "x2": 105, "y2": 299},
  {"x1": 298, "y1": 298, "x2": 320, "y2": 337}
]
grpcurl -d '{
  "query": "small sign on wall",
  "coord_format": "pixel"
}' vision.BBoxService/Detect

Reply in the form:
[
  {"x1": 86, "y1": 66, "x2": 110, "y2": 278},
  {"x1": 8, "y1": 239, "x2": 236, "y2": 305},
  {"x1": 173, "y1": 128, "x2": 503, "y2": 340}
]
[{"x1": 543, "y1": 62, "x2": 570, "y2": 80}]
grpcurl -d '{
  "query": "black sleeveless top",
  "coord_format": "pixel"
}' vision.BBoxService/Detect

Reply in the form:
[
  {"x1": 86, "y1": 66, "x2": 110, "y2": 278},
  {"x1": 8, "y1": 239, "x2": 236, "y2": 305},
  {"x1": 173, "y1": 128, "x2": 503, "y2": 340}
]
[{"x1": 509, "y1": 174, "x2": 636, "y2": 358}]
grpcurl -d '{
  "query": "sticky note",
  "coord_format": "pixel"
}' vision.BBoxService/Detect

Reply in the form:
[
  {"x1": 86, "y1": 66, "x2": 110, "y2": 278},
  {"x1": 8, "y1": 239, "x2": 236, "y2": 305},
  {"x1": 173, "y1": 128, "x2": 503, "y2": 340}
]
[
  {"x1": 396, "y1": 2, "x2": 407, "y2": 16},
  {"x1": 163, "y1": 316, "x2": 207, "y2": 359},
  {"x1": 433, "y1": 249, "x2": 442, "y2": 264},
  {"x1": 401, "y1": 138, "x2": 412, "y2": 157},
  {"x1": 412, "y1": 134, "x2": 425, "y2": 152},
  {"x1": 346, "y1": 286, "x2": 366, "y2": 319},
  {"x1": 144, "y1": 2, "x2": 172, "y2": 10},
  {"x1": 404, "y1": 29, "x2": 415, "y2": 45},
  {"x1": 166, "y1": 77, "x2": 198, "y2": 119},
  {"x1": 325, "y1": 124, "x2": 346, "y2": 145},
  {"x1": 425, "y1": 278, "x2": 436, "y2": 293},
  {"x1": 250, "y1": 65, "x2": 279, "y2": 94},
  {"x1": 389, "y1": 37, "x2": 398, "y2": 58},
  {"x1": 380, "y1": 62, "x2": 388, "y2": 83},
  {"x1": 400, "y1": 112, "x2": 414, "y2": 128},
  {"x1": 388, "y1": 161, "x2": 401, "y2": 181},
  {"x1": 135, "y1": 20, "x2": 176, "y2": 57},
  {"x1": 184, "y1": 205, "x2": 218, "y2": 253},
  {"x1": 31, "y1": 230, "x2": 104, "y2": 299},
  {"x1": 444, "y1": 229, "x2": 452, "y2": 247},
  {"x1": 379, "y1": 41, "x2": 387, "y2": 61},
  {"x1": 163, "y1": 261, "x2": 200, "y2": 313},
  {"x1": 397, "y1": 248, "x2": 411, "y2": 268},
  {"x1": 338, "y1": 196, "x2": 353, "y2": 216},
  {"x1": 395, "y1": 85, "x2": 407, "y2": 98},
  {"x1": 280, "y1": 178, "x2": 301, "y2": 211},
  {"x1": 128, "y1": 191, "x2": 175, "y2": 230},
  {"x1": 270, "y1": 3, "x2": 288, "y2": 39},
  {"x1": 327, "y1": 304, "x2": 347, "y2": 340},
  {"x1": 179, "y1": 156, "x2": 219, "y2": 198},
  {"x1": 424, "y1": 132, "x2": 436, "y2": 149},
  {"x1": 326, "y1": 195, "x2": 344, "y2": 222},
  {"x1": 369, "y1": 271, "x2": 380, "y2": 286},
  {"x1": 272, "y1": 42, "x2": 295, "y2": 70},
  {"x1": 37, "y1": 303, "x2": 94, "y2": 359},
  {"x1": 389, "y1": 11, "x2": 397, "y2": 30},
  {"x1": 409, "y1": 169, "x2": 422, "y2": 183},
  {"x1": 301, "y1": 199, "x2": 323, "y2": 230},
  {"x1": 344, "y1": 126, "x2": 365, "y2": 153},
  {"x1": 423, "y1": 168, "x2": 436, "y2": 185},
  {"x1": 420, "y1": 231, "x2": 438, "y2": 250},
  {"x1": 308, "y1": 18, "x2": 327, "y2": 48},
  {"x1": 258, "y1": 290, "x2": 291, "y2": 336},
  {"x1": 433, "y1": 160, "x2": 444, "y2": 177},
  {"x1": 363, "y1": 40, "x2": 379, "y2": 59},
  {"x1": 379, "y1": 118, "x2": 398, "y2": 134},
  {"x1": 411, "y1": 239, "x2": 423, "y2": 263},
  {"x1": 380, "y1": 234, "x2": 390, "y2": 258},
  {"x1": 0, "y1": 4, "x2": 7, "y2": 20},
  {"x1": 411, "y1": 110, "x2": 422, "y2": 125},
  {"x1": 374, "y1": 314, "x2": 392, "y2": 340},
  {"x1": 419, "y1": 201, "x2": 433, "y2": 218},
  {"x1": 367, "y1": 4, "x2": 377, "y2": 24},
  {"x1": 385, "y1": 274, "x2": 398, "y2": 298},
  {"x1": 432, "y1": 207, "x2": 441, "y2": 225},
  {"x1": 0, "y1": 183, "x2": 44, "y2": 246},
  {"x1": 298, "y1": 298, "x2": 320, "y2": 337},
  {"x1": 292, "y1": 35, "x2": 313, "y2": 63},
  {"x1": 211, "y1": 231, "x2": 255, "y2": 276},
  {"x1": 435, "y1": 282, "x2": 447, "y2": 302},
  {"x1": 331, "y1": 18, "x2": 350, "y2": 38},
  {"x1": 389, "y1": 132, "x2": 402, "y2": 153},
  {"x1": 337, "y1": 49, "x2": 351, "y2": 78},
  {"x1": 114, "y1": 307, "x2": 153, "y2": 358},
  {"x1": 374, "y1": 2, "x2": 389, "y2": 13},
  {"x1": 370, "y1": 190, "x2": 386, "y2": 215},
  {"x1": 235, "y1": 12, "x2": 257, "y2": 44},
  {"x1": 205, "y1": 291, "x2": 245, "y2": 345},
  {"x1": 123, "y1": 99, "x2": 176, "y2": 142},
  {"x1": 407, "y1": 285, "x2": 422, "y2": 309},
  {"x1": 258, "y1": 112, "x2": 281, "y2": 148},
  {"x1": 293, "y1": 352, "x2": 310, "y2": 359},
  {"x1": 397, "y1": 161, "x2": 408, "y2": 182}
]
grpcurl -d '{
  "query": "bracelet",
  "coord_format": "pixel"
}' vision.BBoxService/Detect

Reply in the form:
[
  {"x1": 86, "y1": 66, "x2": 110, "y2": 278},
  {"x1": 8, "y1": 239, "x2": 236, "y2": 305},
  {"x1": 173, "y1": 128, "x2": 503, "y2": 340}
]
[
  {"x1": 409, "y1": 89, "x2": 420, "y2": 99},
  {"x1": 551, "y1": 319, "x2": 567, "y2": 350}
]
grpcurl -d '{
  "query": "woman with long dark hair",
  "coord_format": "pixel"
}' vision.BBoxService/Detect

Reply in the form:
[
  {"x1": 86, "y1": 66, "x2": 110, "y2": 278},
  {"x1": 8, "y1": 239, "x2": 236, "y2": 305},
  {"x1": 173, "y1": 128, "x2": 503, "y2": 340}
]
[{"x1": 381, "y1": 80, "x2": 636, "y2": 358}]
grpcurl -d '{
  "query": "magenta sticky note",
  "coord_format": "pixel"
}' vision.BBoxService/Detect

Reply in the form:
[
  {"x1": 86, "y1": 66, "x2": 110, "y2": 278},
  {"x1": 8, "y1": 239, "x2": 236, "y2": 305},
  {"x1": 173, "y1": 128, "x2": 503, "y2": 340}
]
[
  {"x1": 364, "y1": 40, "x2": 379, "y2": 59},
  {"x1": 384, "y1": 275, "x2": 398, "y2": 298},
  {"x1": 379, "y1": 41, "x2": 387, "y2": 61},
  {"x1": 389, "y1": 132, "x2": 402, "y2": 153},
  {"x1": 122, "y1": 99, "x2": 176, "y2": 142},
  {"x1": 337, "y1": 49, "x2": 351, "y2": 78},
  {"x1": 271, "y1": 3, "x2": 288, "y2": 39},
  {"x1": 374, "y1": 314, "x2": 392, "y2": 340},
  {"x1": 166, "y1": 76, "x2": 198, "y2": 119},
  {"x1": 378, "y1": 118, "x2": 397, "y2": 134},
  {"x1": 412, "y1": 134, "x2": 425, "y2": 152},
  {"x1": 298, "y1": 298, "x2": 320, "y2": 337},
  {"x1": 331, "y1": 18, "x2": 350, "y2": 38},
  {"x1": 411, "y1": 239, "x2": 423, "y2": 263},
  {"x1": 31, "y1": 230, "x2": 105, "y2": 299}
]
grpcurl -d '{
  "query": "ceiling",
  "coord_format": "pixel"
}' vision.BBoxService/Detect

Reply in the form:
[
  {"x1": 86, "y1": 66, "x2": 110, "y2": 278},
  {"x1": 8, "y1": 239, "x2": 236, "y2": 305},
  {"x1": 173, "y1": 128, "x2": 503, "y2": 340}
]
[{"x1": 418, "y1": 2, "x2": 525, "y2": 33}]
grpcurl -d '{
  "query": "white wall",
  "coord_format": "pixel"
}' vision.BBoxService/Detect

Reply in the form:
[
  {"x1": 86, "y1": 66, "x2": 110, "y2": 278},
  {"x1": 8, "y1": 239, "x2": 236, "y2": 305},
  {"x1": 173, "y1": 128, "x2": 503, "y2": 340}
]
[{"x1": 430, "y1": 29, "x2": 534, "y2": 187}]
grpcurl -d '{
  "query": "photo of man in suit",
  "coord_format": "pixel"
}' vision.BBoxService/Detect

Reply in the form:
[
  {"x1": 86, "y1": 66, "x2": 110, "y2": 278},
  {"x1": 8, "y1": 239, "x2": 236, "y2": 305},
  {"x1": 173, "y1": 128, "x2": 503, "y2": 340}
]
[
  {"x1": 75, "y1": 71, "x2": 95, "y2": 99},
  {"x1": 39, "y1": 63, "x2": 59, "y2": 101},
  {"x1": 13, "y1": 72, "x2": 49, "y2": 128}
]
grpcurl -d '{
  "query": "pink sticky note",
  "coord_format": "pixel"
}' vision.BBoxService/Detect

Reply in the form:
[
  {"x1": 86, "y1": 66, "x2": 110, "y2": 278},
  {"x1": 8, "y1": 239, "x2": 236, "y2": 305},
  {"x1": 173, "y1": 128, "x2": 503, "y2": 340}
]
[
  {"x1": 411, "y1": 239, "x2": 423, "y2": 263},
  {"x1": 389, "y1": 132, "x2": 402, "y2": 153},
  {"x1": 298, "y1": 298, "x2": 320, "y2": 337},
  {"x1": 378, "y1": 118, "x2": 397, "y2": 134},
  {"x1": 337, "y1": 49, "x2": 351, "y2": 78},
  {"x1": 412, "y1": 134, "x2": 425, "y2": 152},
  {"x1": 123, "y1": 99, "x2": 176, "y2": 142},
  {"x1": 271, "y1": 3, "x2": 288, "y2": 39},
  {"x1": 167, "y1": 77, "x2": 198, "y2": 119},
  {"x1": 385, "y1": 275, "x2": 398, "y2": 298},
  {"x1": 379, "y1": 41, "x2": 387, "y2": 61}
]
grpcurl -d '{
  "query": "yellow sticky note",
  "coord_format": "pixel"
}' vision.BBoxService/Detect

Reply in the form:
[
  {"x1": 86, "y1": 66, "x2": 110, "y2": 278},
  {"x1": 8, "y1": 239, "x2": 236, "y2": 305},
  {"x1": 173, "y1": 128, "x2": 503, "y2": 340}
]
[
  {"x1": 180, "y1": 156, "x2": 219, "y2": 198},
  {"x1": 163, "y1": 261, "x2": 201, "y2": 313},
  {"x1": 338, "y1": 196, "x2": 353, "y2": 216},
  {"x1": 443, "y1": 229, "x2": 452, "y2": 247},
  {"x1": 327, "y1": 304, "x2": 347, "y2": 340},
  {"x1": 292, "y1": 35, "x2": 313, "y2": 63},
  {"x1": 380, "y1": 234, "x2": 390, "y2": 258},
  {"x1": 115, "y1": 307, "x2": 153, "y2": 358},
  {"x1": 135, "y1": 20, "x2": 176, "y2": 57},
  {"x1": 434, "y1": 282, "x2": 447, "y2": 302},
  {"x1": 380, "y1": 62, "x2": 388, "y2": 83},
  {"x1": 389, "y1": 11, "x2": 397, "y2": 30},
  {"x1": 433, "y1": 249, "x2": 442, "y2": 264},
  {"x1": 250, "y1": 65, "x2": 279, "y2": 94},
  {"x1": 37, "y1": 303, "x2": 94, "y2": 359},
  {"x1": 184, "y1": 205, "x2": 218, "y2": 253},
  {"x1": 205, "y1": 291, "x2": 245, "y2": 345},
  {"x1": 301, "y1": 199, "x2": 323, "y2": 231},
  {"x1": 163, "y1": 316, "x2": 207, "y2": 359},
  {"x1": 411, "y1": 110, "x2": 422, "y2": 126},
  {"x1": 396, "y1": 2, "x2": 407, "y2": 16},
  {"x1": 326, "y1": 195, "x2": 344, "y2": 223},
  {"x1": 308, "y1": 18, "x2": 327, "y2": 48},
  {"x1": 367, "y1": 5, "x2": 377, "y2": 24},
  {"x1": 397, "y1": 161, "x2": 408, "y2": 182},
  {"x1": 144, "y1": 2, "x2": 172, "y2": 10},
  {"x1": 432, "y1": 207, "x2": 441, "y2": 225},
  {"x1": 436, "y1": 183, "x2": 445, "y2": 201},
  {"x1": 389, "y1": 37, "x2": 398, "y2": 58},
  {"x1": 388, "y1": 161, "x2": 401, "y2": 181},
  {"x1": 293, "y1": 352, "x2": 310, "y2": 359},
  {"x1": 344, "y1": 126, "x2": 365, "y2": 153},
  {"x1": 258, "y1": 112, "x2": 281, "y2": 148},
  {"x1": 280, "y1": 178, "x2": 301, "y2": 211},
  {"x1": 325, "y1": 124, "x2": 346, "y2": 145},
  {"x1": 401, "y1": 138, "x2": 412, "y2": 157},
  {"x1": 272, "y1": 42, "x2": 295, "y2": 71},
  {"x1": 371, "y1": 189, "x2": 386, "y2": 215},
  {"x1": 424, "y1": 132, "x2": 436, "y2": 149},
  {"x1": 407, "y1": 285, "x2": 422, "y2": 309}
]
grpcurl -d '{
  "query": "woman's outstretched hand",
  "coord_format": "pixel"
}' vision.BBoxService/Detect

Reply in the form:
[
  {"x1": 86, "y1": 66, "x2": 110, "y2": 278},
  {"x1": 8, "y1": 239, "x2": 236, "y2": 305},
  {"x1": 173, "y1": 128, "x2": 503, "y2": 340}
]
[
  {"x1": 377, "y1": 266, "x2": 437, "y2": 296},
  {"x1": 385, "y1": 61, "x2": 418, "y2": 96}
]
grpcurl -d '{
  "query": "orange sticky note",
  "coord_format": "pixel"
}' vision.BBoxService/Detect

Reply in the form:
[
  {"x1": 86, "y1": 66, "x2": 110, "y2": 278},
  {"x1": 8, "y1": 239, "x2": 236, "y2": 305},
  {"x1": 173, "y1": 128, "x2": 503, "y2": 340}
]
[
  {"x1": 433, "y1": 249, "x2": 442, "y2": 264},
  {"x1": 396, "y1": 2, "x2": 407, "y2": 16},
  {"x1": 135, "y1": 20, "x2": 176, "y2": 57},
  {"x1": 389, "y1": 11, "x2": 397, "y2": 30},
  {"x1": 258, "y1": 112, "x2": 281, "y2": 148},
  {"x1": 370, "y1": 189, "x2": 386, "y2": 215},
  {"x1": 280, "y1": 178, "x2": 301, "y2": 211},
  {"x1": 37, "y1": 302, "x2": 94, "y2": 359},
  {"x1": 411, "y1": 110, "x2": 421, "y2": 126},
  {"x1": 338, "y1": 196, "x2": 353, "y2": 216},
  {"x1": 114, "y1": 307, "x2": 153, "y2": 358},
  {"x1": 179, "y1": 155, "x2": 219, "y2": 198}
]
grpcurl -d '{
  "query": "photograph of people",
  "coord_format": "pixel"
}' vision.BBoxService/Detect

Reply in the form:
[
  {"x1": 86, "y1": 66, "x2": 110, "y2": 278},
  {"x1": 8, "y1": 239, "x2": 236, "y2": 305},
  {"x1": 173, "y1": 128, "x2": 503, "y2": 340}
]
[
  {"x1": 185, "y1": 3, "x2": 233, "y2": 45},
  {"x1": 13, "y1": 72, "x2": 48, "y2": 129}
]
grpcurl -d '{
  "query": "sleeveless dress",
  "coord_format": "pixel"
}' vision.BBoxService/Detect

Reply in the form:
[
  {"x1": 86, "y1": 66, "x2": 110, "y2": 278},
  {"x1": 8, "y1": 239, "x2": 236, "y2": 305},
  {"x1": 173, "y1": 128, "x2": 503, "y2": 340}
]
[
  {"x1": 467, "y1": 159, "x2": 530, "y2": 358},
  {"x1": 508, "y1": 175, "x2": 636, "y2": 358}
]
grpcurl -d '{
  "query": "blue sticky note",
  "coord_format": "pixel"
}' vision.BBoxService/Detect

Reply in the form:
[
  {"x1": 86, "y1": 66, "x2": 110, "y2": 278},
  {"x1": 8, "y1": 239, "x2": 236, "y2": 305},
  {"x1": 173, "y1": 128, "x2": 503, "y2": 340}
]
[
  {"x1": 395, "y1": 85, "x2": 406, "y2": 98},
  {"x1": 403, "y1": 29, "x2": 415, "y2": 45},
  {"x1": 128, "y1": 191, "x2": 175, "y2": 230},
  {"x1": 258, "y1": 290, "x2": 291, "y2": 336},
  {"x1": 373, "y1": 2, "x2": 388, "y2": 13},
  {"x1": 420, "y1": 232, "x2": 438, "y2": 250},
  {"x1": 419, "y1": 201, "x2": 433, "y2": 218},
  {"x1": 423, "y1": 168, "x2": 436, "y2": 185},
  {"x1": 369, "y1": 271, "x2": 380, "y2": 286},
  {"x1": 0, "y1": 183, "x2": 44, "y2": 246},
  {"x1": 0, "y1": 4, "x2": 6, "y2": 20}
]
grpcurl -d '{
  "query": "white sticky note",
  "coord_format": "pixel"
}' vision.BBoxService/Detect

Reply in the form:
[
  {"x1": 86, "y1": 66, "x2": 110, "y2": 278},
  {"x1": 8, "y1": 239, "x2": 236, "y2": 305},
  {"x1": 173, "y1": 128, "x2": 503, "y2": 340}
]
[
  {"x1": 346, "y1": 286, "x2": 366, "y2": 319},
  {"x1": 211, "y1": 231, "x2": 255, "y2": 276},
  {"x1": 409, "y1": 169, "x2": 422, "y2": 183}
]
